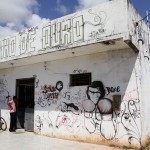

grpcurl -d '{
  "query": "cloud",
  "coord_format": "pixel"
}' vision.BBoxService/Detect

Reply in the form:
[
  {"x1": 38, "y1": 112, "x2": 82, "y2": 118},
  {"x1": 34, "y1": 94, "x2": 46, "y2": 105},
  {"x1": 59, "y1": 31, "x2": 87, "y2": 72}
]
[
  {"x1": 0, "y1": 0, "x2": 110, "y2": 38},
  {"x1": 26, "y1": 14, "x2": 50, "y2": 28},
  {"x1": 0, "y1": 0, "x2": 38, "y2": 25},
  {"x1": 55, "y1": 0, "x2": 70, "y2": 15},
  {"x1": 76, "y1": 0, "x2": 109, "y2": 10},
  {"x1": 0, "y1": 26, "x2": 17, "y2": 39},
  {"x1": 0, "y1": 0, "x2": 49, "y2": 38}
]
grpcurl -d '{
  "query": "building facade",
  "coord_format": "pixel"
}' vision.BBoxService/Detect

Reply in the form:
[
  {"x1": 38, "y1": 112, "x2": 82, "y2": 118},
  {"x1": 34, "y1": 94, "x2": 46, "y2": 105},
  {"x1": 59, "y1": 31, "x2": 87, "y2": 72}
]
[{"x1": 0, "y1": 0, "x2": 150, "y2": 148}]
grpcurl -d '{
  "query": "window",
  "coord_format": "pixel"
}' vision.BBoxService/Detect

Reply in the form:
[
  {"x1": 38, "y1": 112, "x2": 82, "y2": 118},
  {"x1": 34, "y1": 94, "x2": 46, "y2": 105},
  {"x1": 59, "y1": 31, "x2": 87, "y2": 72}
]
[{"x1": 70, "y1": 73, "x2": 91, "y2": 86}]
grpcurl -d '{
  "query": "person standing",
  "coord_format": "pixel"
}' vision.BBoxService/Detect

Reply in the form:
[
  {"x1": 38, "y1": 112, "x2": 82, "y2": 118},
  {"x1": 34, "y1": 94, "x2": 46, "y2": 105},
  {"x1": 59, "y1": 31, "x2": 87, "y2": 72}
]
[{"x1": 7, "y1": 96, "x2": 17, "y2": 132}]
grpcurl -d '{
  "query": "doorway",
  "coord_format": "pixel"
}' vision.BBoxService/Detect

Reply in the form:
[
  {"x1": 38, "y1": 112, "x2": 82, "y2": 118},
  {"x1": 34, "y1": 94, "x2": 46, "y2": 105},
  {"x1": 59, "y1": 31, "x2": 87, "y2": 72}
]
[{"x1": 16, "y1": 78, "x2": 34, "y2": 131}]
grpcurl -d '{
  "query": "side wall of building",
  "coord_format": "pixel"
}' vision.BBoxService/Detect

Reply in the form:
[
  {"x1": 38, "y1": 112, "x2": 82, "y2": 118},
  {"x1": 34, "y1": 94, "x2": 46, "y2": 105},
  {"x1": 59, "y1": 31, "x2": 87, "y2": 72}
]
[
  {"x1": 128, "y1": 1, "x2": 150, "y2": 146},
  {"x1": 0, "y1": 48, "x2": 141, "y2": 148}
]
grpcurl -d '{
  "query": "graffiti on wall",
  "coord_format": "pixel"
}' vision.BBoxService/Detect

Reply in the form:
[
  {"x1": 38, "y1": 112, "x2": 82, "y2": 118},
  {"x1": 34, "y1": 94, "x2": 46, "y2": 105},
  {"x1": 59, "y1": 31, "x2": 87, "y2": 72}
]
[
  {"x1": 73, "y1": 68, "x2": 87, "y2": 74},
  {"x1": 61, "y1": 102, "x2": 80, "y2": 114},
  {"x1": 105, "y1": 86, "x2": 120, "y2": 95},
  {"x1": 42, "y1": 9, "x2": 106, "y2": 50},
  {"x1": 0, "y1": 78, "x2": 10, "y2": 105},
  {"x1": 136, "y1": 22, "x2": 150, "y2": 63},
  {"x1": 35, "y1": 115, "x2": 43, "y2": 132},
  {"x1": 89, "y1": 28, "x2": 105, "y2": 40},
  {"x1": 35, "y1": 111, "x2": 81, "y2": 134},
  {"x1": 55, "y1": 88, "x2": 84, "y2": 115},
  {"x1": 35, "y1": 79, "x2": 141, "y2": 146},
  {"x1": 82, "y1": 81, "x2": 141, "y2": 145},
  {"x1": 55, "y1": 112, "x2": 81, "y2": 133},
  {"x1": 136, "y1": 22, "x2": 149, "y2": 47},
  {"x1": 0, "y1": 8, "x2": 107, "y2": 60},
  {"x1": 35, "y1": 81, "x2": 63, "y2": 107},
  {"x1": 83, "y1": 81, "x2": 117, "y2": 140},
  {"x1": 119, "y1": 89, "x2": 141, "y2": 145},
  {"x1": 35, "y1": 114, "x2": 53, "y2": 133}
]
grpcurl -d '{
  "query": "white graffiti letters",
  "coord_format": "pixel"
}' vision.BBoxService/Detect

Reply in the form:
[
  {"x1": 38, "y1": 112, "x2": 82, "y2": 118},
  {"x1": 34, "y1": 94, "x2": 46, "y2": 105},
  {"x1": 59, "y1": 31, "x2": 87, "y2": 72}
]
[{"x1": 42, "y1": 16, "x2": 84, "y2": 49}]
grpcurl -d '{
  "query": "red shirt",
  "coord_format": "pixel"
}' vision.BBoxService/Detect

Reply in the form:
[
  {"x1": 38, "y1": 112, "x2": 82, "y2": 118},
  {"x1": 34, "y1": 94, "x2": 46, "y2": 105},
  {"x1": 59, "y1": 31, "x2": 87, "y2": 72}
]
[{"x1": 8, "y1": 100, "x2": 16, "y2": 113}]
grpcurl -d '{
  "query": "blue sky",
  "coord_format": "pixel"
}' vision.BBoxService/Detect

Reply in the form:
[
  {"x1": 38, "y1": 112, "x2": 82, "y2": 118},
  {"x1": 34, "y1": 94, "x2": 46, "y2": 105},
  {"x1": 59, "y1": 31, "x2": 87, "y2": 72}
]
[
  {"x1": 38, "y1": 0, "x2": 150, "y2": 20},
  {"x1": 131, "y1": 0, "x2": 150, "y2": 18},
  {"x1": 0, "y1": 0, "x2": 149, "y2": 38},
  {"x1": 38, "y1": 0, "x2": 78, "y2": 19}
]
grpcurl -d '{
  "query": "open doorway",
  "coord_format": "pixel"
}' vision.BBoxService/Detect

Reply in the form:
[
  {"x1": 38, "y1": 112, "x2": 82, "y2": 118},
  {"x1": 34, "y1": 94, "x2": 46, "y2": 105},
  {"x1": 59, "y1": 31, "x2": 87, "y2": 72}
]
[{"x1": 16, "y1": 78, "x2": 34, "y2": 131}]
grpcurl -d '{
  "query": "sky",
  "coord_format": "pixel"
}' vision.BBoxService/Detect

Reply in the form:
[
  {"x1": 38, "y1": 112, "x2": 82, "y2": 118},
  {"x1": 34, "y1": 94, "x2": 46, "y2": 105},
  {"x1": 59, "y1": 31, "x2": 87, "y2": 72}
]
[{"x1": 0, "y1": 0, "x2": 149, "y2": 38}]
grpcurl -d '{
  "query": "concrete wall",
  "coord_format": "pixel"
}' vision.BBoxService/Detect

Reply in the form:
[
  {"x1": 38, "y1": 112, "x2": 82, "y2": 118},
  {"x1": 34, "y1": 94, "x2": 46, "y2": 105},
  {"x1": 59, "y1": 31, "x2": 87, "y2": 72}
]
[
  {"x1": 127, "y1": 0, "x2": 150, "y2": 51},
  {"x1": 127, "y1": 1, "x2": 150, "y2": 146},
  {"x1": 138, "y1": 38, "x2": 150, "y2": 147},
  {"x1": 0, "y1": 47, "x2": 142, "y2": 148}
]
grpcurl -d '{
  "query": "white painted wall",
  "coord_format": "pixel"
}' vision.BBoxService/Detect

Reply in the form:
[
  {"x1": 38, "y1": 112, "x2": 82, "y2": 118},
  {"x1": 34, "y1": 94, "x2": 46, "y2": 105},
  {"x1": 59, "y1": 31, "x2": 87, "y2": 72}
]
[
  {"x1": 127, "y1": 0, "x2": 150, "y2": 51},
  {"x1": 137, "y1": 29, "x2": 150, "y2": 147},
  {"x1": 126, "y1": 1, "x2": 150, "y2": 146},
  {"x1": 0, "y1": 0, "x2": 150, "y2": 149},
  {"x1": 0, "y1": 47, "x2": 142, "y2": 148}
]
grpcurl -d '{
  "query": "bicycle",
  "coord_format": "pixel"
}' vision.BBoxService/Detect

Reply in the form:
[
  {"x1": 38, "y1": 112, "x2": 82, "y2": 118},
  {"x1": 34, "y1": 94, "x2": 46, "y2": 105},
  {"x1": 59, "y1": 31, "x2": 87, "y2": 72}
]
[{"x1": 0, "y1": 117, "x2": 7, "y2": 131}]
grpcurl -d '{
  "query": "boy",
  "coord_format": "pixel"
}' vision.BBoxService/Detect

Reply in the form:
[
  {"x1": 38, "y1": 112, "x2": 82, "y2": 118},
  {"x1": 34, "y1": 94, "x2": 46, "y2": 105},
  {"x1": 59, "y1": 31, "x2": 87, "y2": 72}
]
[{"x1": 7, "y1": 96, "x2": 17, "y2": 132}]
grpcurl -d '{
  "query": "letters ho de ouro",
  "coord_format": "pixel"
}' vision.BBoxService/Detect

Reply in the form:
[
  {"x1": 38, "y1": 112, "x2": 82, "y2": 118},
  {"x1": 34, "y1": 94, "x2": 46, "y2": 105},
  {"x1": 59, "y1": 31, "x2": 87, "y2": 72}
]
[{"x1": 0, "y1": 15, "x2": 84, "y2": 60}]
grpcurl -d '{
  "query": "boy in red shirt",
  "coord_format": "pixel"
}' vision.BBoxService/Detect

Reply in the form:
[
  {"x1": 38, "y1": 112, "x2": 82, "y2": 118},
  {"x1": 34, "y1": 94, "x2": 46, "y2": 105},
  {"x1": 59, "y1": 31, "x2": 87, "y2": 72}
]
[{"x1": 7, "y1": 96, "x2": 17, "y2": 132}]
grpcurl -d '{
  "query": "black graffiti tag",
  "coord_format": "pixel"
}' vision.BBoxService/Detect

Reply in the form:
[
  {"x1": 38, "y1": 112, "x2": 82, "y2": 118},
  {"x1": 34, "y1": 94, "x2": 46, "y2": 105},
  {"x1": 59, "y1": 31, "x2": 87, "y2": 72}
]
[
  {"x1": 106, "y1": 86, "x2": 120, "y2": 95},
  {"x1": 36, "y1": 81, "x2": 63, "y2": 107}
]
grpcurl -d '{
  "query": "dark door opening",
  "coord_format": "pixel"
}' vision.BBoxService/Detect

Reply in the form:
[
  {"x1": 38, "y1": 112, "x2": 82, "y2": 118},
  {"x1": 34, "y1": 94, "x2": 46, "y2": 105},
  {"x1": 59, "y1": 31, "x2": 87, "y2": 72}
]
[{"x1": 16, "y1": 78, "x2": 34, "y2": 131}]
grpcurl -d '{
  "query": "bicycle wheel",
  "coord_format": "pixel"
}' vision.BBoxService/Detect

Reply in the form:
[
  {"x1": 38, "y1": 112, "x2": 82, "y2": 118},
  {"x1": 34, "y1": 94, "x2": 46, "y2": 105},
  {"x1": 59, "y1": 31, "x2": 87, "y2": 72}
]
[{"x1": 0, "y1": 117, "x2": 7, "y2": 131}]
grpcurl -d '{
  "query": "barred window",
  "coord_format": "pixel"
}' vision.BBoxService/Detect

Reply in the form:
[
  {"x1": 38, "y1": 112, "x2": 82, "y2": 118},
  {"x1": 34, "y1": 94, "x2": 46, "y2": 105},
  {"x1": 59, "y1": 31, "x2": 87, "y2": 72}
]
[{"x1": 70, "y1": 73, "x2": 91, "y2": 86}]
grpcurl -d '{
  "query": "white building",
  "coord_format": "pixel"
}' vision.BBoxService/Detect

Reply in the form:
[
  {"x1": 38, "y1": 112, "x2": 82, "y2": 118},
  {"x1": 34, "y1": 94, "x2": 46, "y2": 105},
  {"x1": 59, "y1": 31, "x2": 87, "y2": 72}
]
[{"x1": 0, "y1": 0, "x2": 150, "y2": 148}]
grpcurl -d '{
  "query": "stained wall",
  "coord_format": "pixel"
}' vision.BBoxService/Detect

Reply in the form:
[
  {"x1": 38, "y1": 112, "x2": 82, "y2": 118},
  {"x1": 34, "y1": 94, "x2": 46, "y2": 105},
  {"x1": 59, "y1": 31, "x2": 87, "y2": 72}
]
[
  {"x1": 0, "y1": 0, "x2": 150, "y2": 149},
  {"x1": 0, "y1": 47, "x2": 142, "y2": 148}
]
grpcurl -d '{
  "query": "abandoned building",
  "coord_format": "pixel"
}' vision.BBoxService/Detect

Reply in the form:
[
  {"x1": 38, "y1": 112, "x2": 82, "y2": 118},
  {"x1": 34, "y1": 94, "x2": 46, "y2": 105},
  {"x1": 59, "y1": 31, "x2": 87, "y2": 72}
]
[{"x1": 0, "y1": 0, "x2": 150, "y2": 149}]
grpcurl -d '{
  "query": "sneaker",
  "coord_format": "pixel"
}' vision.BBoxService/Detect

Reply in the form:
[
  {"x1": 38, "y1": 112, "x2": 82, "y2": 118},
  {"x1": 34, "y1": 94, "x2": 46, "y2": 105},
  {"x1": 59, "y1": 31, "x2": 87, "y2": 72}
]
[{"x1": 9, "y1": 129, "x2": 16, "y2": 132}]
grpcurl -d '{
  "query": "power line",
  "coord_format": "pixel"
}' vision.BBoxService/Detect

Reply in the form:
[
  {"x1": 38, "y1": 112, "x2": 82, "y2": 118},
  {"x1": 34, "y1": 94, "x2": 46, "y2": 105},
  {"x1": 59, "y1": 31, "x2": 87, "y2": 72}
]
[{"x1": 136, "y1": 12, "x2": 150, "y2": 23}]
